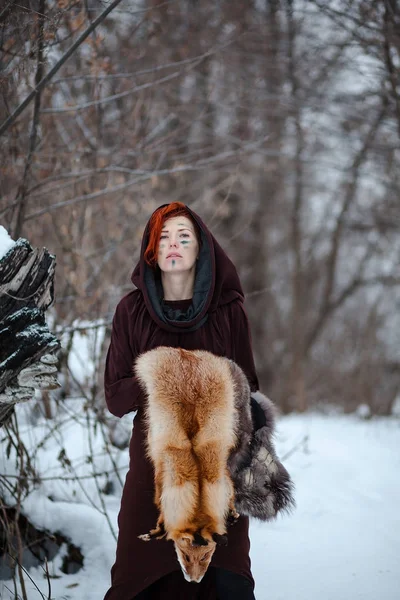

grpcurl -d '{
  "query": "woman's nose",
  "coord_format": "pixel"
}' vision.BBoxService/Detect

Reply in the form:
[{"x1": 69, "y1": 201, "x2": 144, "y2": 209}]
[{"x1": 169, "y1": 236, "x2": 179, "y2": 247}]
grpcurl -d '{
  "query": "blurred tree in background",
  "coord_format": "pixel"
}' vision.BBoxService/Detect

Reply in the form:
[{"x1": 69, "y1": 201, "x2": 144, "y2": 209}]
[{"x1": 1, "y1": 0, "x2": 399, "y2": 415}]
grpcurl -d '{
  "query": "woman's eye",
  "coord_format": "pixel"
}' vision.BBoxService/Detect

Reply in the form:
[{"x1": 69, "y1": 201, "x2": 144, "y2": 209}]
[
  {"x1": 159, "y1": 235, "x2": 168, "y2": 240},
  {"x1": 180, "y1": 233, "x2": 190, "y2": 239}
]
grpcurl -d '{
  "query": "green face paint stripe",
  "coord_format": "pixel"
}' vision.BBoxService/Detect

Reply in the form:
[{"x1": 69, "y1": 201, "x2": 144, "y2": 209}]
[{"x1": 172, "y1": 259, "x2": 175, "y2": 267}]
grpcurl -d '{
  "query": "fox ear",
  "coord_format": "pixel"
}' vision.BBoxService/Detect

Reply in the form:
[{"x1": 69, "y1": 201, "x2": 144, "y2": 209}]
[
  {"x1": 212, "y1": 533, "x2": 228, "y2": 546},
  {"x1": 192, "y1": 532, "x2": 208, "y2": 547},
  {"x1": 180, "y1": 535, "x2": 193, "y2": 544}
]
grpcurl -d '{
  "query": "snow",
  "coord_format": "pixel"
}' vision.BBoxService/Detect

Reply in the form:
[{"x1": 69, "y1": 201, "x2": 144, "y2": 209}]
[
  {"x1": 58, "y1": 320, "x2": 106, "y2": 387},
  {"x1": 1, "y1": 408, "x2": 399, "y2": 600},
  {"x1": 251, "y1": 414, "x2": 400, "y2": 600},
  {"x1": 0, "y1": 226, "x2": 15, "y2": 260}
]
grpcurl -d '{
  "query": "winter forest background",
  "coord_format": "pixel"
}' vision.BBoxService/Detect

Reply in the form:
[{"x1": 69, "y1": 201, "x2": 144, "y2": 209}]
[{"x1": 1, "y1": 1, "x2": 399, "y2": 599}]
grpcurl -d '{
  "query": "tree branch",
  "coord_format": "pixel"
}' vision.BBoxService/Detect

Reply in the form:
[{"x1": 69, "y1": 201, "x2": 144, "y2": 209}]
[
  {"x1": 0, "y1": 0, "x2": 125, "y2": 137},
  {"x1": 24, "y1": 136, "x2": 269, "y2": 221},
  {"x1": 306, "y1": 98, "x2": 388, "y2": 354}
]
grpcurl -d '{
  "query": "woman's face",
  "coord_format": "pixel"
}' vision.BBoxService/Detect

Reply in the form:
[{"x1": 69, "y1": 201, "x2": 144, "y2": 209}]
[{"x1": 157, "y1": 216, "x2": 199, "y2": 274}]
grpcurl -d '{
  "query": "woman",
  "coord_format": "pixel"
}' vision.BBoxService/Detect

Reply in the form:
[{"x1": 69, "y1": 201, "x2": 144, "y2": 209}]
[{"x1": 103, "y1": 203, "x2": 259, "y2": 600}]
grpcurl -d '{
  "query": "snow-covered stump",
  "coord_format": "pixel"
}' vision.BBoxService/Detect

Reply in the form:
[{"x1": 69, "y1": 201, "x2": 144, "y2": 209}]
[{"x1": 0, "y1": 235, "x2": 60, "y2": 427}]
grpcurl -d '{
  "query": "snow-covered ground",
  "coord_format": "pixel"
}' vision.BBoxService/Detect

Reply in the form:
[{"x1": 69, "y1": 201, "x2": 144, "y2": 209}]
[
  {"x1": 1, "y1": 407, "x2": 399, "y2": 600},
  {"x1": 252, "y1": 413, "x2": 400, "y2": 600}
]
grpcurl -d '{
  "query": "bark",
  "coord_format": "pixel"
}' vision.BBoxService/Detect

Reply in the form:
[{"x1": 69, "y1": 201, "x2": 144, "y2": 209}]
[{"x1": 0, "y1": 239, "x2": 60, "y2": 426}]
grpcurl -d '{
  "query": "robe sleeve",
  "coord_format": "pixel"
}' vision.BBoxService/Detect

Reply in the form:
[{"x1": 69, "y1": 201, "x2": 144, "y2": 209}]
[
  {"x1": 104, "y1": 296, "x2": 145, "y2": 418},
  {"x1": 228, "y1": 299, "x2": 260, "y2": 393}
]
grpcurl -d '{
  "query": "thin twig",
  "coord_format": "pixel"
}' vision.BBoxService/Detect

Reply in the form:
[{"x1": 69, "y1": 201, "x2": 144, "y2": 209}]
[
  {"x1": 0, "y1": 0, "x2": 125, "y2": 137},
  {"x1": 4, "y1": 551, "x2": 47, "y2": 599}
]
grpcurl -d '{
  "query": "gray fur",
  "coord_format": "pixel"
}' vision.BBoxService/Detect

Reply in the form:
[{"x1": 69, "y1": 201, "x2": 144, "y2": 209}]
[
  {"x1": 227, "y1": 362, "x2": 295, "y2": 521},
  {"x1": 227, "y1": 360, "x2": 253, "y2": 475}
]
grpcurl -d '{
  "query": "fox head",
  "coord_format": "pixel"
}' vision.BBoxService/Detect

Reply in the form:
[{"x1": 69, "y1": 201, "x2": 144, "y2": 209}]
[{"x1": 173, "y1": 536, "x2": 217, "y2": 583}]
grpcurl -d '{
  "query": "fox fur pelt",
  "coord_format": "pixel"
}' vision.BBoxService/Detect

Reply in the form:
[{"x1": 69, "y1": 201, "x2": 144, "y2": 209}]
[
  {"x1": 135, "y1": 347, "x2": 242, "y2": 581},
  {"x1": 135, "y1": 347, "x2": 295, "y2": 528},
  {"x1": 135, "y1": 348, "x2": 240, "y2": 542}
]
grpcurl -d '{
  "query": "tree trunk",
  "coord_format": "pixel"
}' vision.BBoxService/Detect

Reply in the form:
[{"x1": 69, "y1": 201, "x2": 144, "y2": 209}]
[{"x1": 0, "y1": 239, "x2": 60, "y2": 426}]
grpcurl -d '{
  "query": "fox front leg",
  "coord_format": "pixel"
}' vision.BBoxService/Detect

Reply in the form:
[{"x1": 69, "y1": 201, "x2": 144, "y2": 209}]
[
  {"x1": 139, "y1": 460, "x2": 168, "y2": 541},
  {"x1": 227, "y1": 497, "x2": 240, "y2": 525},
  {"x1": 138, "y1": 517, "x2": 166, "y2": 541}
]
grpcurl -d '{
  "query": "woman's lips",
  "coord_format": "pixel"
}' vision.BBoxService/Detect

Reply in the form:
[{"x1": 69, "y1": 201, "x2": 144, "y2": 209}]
[{"x1": 166, "y1": 253, "x2": 182, "y2": 258}]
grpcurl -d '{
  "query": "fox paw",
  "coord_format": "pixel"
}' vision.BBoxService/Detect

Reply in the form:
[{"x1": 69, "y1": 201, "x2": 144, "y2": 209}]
[
  {"x1": 139, "y1": 521, "x2": 167, "y2": 541},
  {"x1": 227, "y1": 510, "x2": 240, "y2": 525}
]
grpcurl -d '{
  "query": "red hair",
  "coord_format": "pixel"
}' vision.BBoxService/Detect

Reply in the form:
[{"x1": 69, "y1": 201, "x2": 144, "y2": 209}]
[{"x1": 144, "y1": 202, "x2": 200, "y2": 267}]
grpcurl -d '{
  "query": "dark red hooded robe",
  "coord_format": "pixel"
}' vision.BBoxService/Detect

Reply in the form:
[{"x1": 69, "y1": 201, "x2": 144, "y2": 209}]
[{"x1": 103, "y1": 205, "x2": 259, "y2": 600}]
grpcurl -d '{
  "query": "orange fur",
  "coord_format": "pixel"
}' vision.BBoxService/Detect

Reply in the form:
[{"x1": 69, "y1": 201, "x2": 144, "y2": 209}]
[{"x1": 135, "y1": 347, "x2": 238, "y2": 582}]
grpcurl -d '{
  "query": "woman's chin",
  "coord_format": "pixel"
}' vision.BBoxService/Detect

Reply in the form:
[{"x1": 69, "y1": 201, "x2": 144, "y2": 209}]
[{"x1": 159, "y1": 263, "x2": 195, "y2": 274}]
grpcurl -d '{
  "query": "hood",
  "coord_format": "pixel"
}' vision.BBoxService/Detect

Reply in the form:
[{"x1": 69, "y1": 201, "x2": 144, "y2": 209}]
[{"x1": 131, "y1": 204, "x2": 244, "y2": 333}]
